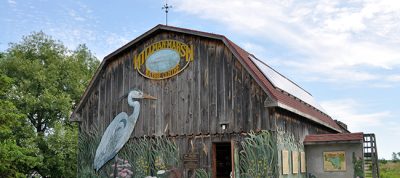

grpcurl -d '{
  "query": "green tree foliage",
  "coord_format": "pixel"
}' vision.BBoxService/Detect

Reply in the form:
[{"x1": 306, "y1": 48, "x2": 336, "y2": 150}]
[
  {"x1": 0, "y1": 70, "x2": 41, "y2": 177},
  {"x1": 41, "y1": 122, "x2": 79, "y2": 177},
  {"x1": 380, "y1": 158, "x2": 388, "y2": 164},
  {"x1": 0, "y1": 32, "x2": 99, "y2": 177},
  {"x1": 393, "y1": 152, "x2": 399, "y2": 163}
]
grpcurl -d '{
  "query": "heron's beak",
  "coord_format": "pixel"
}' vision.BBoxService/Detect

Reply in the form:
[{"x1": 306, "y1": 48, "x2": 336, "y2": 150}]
[
  {"x1": 119, "y1": 93, "x2": 129, "y2": 100},
  {"x1": 142, "y1": 93, "x2": 157, "y2": 100}
]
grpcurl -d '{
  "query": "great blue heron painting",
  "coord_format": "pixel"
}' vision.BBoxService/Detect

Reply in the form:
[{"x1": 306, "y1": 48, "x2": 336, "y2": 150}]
[{"x1": 94, "y1": 90, "x2": 156, "y2": 171}]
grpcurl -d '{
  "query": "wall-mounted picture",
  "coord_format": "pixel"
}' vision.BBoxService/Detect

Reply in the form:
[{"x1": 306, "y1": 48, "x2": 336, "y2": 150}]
[{"x1": 323, "y1": 151, "x2": 346, "y2": 171}]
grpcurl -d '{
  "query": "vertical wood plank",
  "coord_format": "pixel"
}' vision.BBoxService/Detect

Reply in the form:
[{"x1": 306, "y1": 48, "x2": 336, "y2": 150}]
[
  {"x1": 121, "y1": 54, "x2": 129, "y2": 114},
  {"x1": 111, "y1": 61, "x2": 118, "y2": 127},
  {"x1": 233, "y1": 58, "x2": 243, "y2": 132},
  {"x1": 170, "y1": 76, "x2": 178, "y2": 136},
  {"x1": 224, "y1": 47, "x2": 234, "y2": 132},
  {"x1": 254, "y1": 86, "x2": 262, "y2": 131},
  {"x1": 99, "y1": 73, "x2": 106, "y2": 131},
  {"x1": 208, "y1": 42, "x2": 217, "y2": 134},
  {"x1": 105, "y1": 66, "x2": 112, "y2": 131},
  {"x1": 192, "y1": 38, "x2": 201, "y2": 135},
  {"x1": 200, "y1": 40, "x2": 209, "y2": 134},
  {"x1": 215, "y1": 44, "x2": 225, "y2": 133},
  {"x1": 93, "y1": 88, "x2": 99, "y2": 129},
  {"x1": 162, "y1": 78, "x2": 171, "y2": 136},
  {"x1": 242, "y1": 72, "x2": 251, "y2": 131},
  {"x1": 154, "y1": 79, "x2": 163, "y2": 136},
  {"x1": 185, "y1": 59, "x2": 194, "y2": 135},
  {"x1": 180, "y1": 62, "x2": 191, "y2": 135}
]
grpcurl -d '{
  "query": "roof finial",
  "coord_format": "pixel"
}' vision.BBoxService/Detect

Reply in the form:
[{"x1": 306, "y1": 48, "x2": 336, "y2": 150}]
[{"x1": 162, "y1": 0, "x2": 173, "y2": 26}]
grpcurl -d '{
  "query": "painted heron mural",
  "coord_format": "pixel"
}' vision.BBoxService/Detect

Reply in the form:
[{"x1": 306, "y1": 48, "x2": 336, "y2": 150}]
[{"x1": 94, "y1": 90, "x2": 156, "y2": 171}]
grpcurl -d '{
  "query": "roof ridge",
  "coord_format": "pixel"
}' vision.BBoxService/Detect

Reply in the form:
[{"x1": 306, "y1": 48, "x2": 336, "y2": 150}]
[{"x1": 158, "y1": 24, "x2": 226, "y2": 39}]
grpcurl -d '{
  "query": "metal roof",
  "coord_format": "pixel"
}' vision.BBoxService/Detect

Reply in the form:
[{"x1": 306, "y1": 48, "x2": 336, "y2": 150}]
[{"x1": 250, "y1": 55, "x2": 327, "y2": 114}]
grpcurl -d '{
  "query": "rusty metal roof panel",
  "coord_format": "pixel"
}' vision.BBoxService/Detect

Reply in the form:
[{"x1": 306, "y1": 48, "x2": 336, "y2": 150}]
[{"x1": 304, "y1": 132, "x2": 364, "y2": 143}]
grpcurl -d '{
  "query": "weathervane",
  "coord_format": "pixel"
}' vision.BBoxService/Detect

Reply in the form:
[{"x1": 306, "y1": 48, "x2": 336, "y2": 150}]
[{"x1": 162, "y1": 0, "x2": 173, "y2": 25}]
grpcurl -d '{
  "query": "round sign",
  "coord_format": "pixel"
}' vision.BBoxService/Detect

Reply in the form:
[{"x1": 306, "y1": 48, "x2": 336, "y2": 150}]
[{"x1": 145, "y1": 49, "x2": 180, "y2": 73}]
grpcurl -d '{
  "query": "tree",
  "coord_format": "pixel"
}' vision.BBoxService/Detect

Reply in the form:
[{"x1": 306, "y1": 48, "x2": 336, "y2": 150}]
[
  {"x1": 392, "y1": 152, "x2": 399, "y2": 163},
  {"x1": 0, "y1": 69, "x2": 41, "y2": 177},
  {"x1": 2, "y1": 32, "x2": 98, "y2": 133},
  {"x1": 0, "y1": 32, "x2": 99, "y2": 177}
]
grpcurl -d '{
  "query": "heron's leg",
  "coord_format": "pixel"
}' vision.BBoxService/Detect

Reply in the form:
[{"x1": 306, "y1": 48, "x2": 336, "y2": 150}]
[{"x1": 113, "y1": 154, "x2": 118, "y2": 178}]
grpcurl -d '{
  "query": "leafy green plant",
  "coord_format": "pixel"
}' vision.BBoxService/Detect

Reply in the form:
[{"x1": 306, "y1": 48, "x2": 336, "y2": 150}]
[{"x1": 352, "y1": 152, "x2": 364, "y2": 178}]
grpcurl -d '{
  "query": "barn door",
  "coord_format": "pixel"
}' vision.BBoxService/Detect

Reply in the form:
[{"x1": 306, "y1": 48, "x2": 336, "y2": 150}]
[{"x1": 213, "y1": 142, "x2": 232, "y2": 178}]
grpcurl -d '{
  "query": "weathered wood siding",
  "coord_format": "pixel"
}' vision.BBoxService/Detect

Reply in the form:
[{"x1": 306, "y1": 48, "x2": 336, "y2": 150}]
[
  {"x1": 273, "y1": 107, "x2": 333, "y2": 142},
  {"x1": 78, "y1": 31, "x2": 273, "y2": 136},
  {"x1": 76, "y1": 30, "x2": 337, "y2": 176}
]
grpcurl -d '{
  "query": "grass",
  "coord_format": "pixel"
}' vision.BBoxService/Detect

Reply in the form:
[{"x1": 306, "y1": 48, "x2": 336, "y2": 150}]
[{"x1": 380, "y1": 161, "x2": 400, "y2": 178}]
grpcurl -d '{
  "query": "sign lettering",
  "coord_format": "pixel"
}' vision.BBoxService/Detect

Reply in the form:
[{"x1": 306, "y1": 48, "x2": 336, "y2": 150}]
[{"x1": 183, "y1": 153, "x2": 199, "y2": 169}]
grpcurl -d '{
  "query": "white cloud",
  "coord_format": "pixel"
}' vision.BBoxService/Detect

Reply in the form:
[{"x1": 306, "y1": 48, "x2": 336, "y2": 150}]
[
  {"x1": 386, "y1": 75, "x2": 400, "y2": 82},
  {"x1": 320, "y1": 99, "x2": 391, "y2": 132},
  {"x1": 319, "y1": 99, "x2": 398, "y2": 159},
  {"x1": 68, "y1": 9, "x2": 86, "y2": 22},
  {"x1": 46, "y1": 25, "x2": 132, "y2": 59},
  {"x1": 387, "y1": 124, "x2": 400, "y2": 136},
  {"x1": 7, "y1": 0, "x2": 16, "y2": 5},
  {"x1": 105, "y1": 33, "x2": 130, "y2": 48},
  {"x1": 172, "y1": 0, "x2": 400, "y2": 84}
]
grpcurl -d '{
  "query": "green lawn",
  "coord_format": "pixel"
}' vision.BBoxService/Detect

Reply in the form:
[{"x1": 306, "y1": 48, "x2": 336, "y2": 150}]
[{"x1": 380, "y1": 161, "x2": 400, "y2": 178}]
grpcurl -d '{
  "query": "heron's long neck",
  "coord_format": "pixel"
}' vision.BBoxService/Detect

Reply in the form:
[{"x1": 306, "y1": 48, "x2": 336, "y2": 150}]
[{"x1": 128, "y1": 98, "x2": 140, "y2": 123}]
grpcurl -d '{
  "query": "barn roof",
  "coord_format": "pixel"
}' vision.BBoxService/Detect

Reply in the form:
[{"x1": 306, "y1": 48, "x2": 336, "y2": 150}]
[
  {"x1": 304, "y1": 132, "x2": 364, "y2": 144},
  {"x1": 70, "y1": 24, "x2": 341, "y2": 132}
]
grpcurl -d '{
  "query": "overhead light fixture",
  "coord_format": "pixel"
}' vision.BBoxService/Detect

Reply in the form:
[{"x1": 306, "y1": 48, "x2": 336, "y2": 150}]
[{"x1": 221, "y1": 123, "x2": 228, "y2": 130}]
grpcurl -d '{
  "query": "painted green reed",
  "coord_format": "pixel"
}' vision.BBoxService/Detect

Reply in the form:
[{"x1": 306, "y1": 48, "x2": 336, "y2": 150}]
[
  {"x1": 239, "y1": 130, "x2": 278, "y2": 178},
  {"x1": 77, "y1": 124, "x2": 179, "y2": 178},
  {"x1": 195, "y1": 168, "x2": 211, "y2": 178}
]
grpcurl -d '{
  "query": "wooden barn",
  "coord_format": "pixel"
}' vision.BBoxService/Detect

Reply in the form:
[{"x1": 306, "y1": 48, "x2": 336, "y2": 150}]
[{"x1": 71, "y1": 25, "x2": 379, "y2": 178}]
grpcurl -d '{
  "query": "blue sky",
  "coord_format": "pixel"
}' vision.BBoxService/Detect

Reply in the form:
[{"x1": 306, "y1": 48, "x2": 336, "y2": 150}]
[{"x1": 1, "y1": 0, "x2": 399, "y2": 159}]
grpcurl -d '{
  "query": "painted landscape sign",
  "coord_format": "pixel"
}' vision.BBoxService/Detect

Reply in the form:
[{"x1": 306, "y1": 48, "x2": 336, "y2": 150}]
[
  {"x1": 323, "y1": 151, "x2": 346, "y2": 171},
  {"x1": 133, "y1": 40, "x2": 194, "y2": 80}
]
